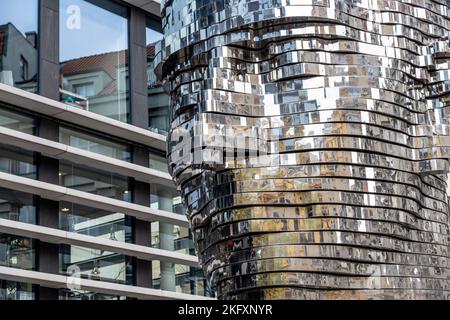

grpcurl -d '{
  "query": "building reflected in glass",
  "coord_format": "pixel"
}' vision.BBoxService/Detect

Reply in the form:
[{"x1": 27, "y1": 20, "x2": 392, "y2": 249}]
[
  {"x1": 59, "y1": 0, "x2": 129, "y2": 122},
  {"x1": 0, "y1": 0, "x2": 38, "y2": 93},
  {"x1": 146, "y1": 21, "x2": 169, "y2": 135}
]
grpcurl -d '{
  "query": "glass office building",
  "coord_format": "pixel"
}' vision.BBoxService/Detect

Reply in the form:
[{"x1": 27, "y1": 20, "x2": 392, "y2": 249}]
[{"x1": 0, "y1": 0, "x2": 210, "y2": 300}]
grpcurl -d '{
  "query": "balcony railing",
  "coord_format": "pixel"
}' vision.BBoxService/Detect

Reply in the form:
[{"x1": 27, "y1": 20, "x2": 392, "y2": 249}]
[{"x1": 60, "y1": 89, "x2": 89, "y2": 111}]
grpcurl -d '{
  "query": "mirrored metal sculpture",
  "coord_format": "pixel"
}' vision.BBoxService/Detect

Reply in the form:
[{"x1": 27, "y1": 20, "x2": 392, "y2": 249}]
[{"x1": 156, "y1": 0, "x2": 450, "y2": 299}]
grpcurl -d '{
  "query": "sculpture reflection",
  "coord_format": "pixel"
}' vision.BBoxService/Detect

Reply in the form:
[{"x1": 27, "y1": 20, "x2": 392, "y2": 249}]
[{"x1": 157, "y1": 0, "x2": 450, "y2": 299}]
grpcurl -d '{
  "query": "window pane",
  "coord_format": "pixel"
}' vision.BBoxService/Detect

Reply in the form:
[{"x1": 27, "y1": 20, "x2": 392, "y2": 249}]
[
  {"x1": 59, "y1": 289, "x2": 125, "y2": 300},
  {"x1": 0, "y1": 144, "x2": 36, "y2": 179},
  {"x1": 0, "y1": 281, "x2": 34, "y2": 300},
  {"x1": 151, "y1": 222, "x2": 193, "y2": 255},
  {"x1": 0, "y1": 187, "x2": 35, "y2": 276},
  {"x1": 149, "y1": 184, "x2": 180, "y2": 212},
  {"x1": 0, "y1": 0, "x2": 38, "y2": 93},
  {"x1": 74, "y1": 82, "x2": 94, "y2": 97},
  {"x1": 59, "y1": 161, "x2": 130, "y2": 201},
  {"x1": 60, "y1": 0, "x2": 129, "y2": 122},
  {"x1": 149, "y1": 153, "x2": 169, "y2": 173},
  {"x1": 0, "y1": 105, "x2": 35, "y2": 134},
  {"x1": 146, "y1": 21, "x2": 169, "y2": 135},
  {"x1": 60, "y1": 244, "x2": 132, "y2": 284},
  {"x1": 149, "y1": 183, "x2": 210, "y2": 295},
  {"x1": 59, "y1": 202, "x2": 131, "y2": 243},
  {"x1": 152, "y1": 262, "x2": 208, "y2": 295},
  {"x1": 0, "y1": 234, "x2": 34, "y2": 270},
  {"x1": 60, "y1": 126, "x2": 130, "y2": 161},
  {"x1": 0, "y1": 187, "x2": 36, "y2": 224}
]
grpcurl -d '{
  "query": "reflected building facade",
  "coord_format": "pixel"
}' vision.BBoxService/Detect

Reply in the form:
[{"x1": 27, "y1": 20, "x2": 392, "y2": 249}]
[
  {"x1": 0, "y1": 24, "x2": 38, "y2": 93},
  {"x1": 158, "y1": 0, "x2": 450, "y2": 299}
]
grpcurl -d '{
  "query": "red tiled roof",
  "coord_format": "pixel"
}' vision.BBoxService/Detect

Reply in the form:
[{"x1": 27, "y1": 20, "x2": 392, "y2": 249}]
[
  {"x1": 61, "y1": 50, "x2": 127, "y2": 96},
  {"x1": 147, "y1": 44, "x2": 156, "y2": 57},
  {"x1": 0, "y1": 32, "x2": 4, "y2": 56},
  {"x1": 60, "y1": 43, "x2": 157, "y2": 96},
  {"x1": 61, "y1": 50, "x2": 127, "y2": 79}
]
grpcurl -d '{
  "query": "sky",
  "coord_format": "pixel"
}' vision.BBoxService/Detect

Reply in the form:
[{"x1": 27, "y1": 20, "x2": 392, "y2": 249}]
[
  {"x1": 0, "y1": 0, "x2": 38, "y2": 35},
  {"x1": 59, "y1": 0, "x2": 128, "y2": 61},
  {"x1": 146, "y1": 28, "x2": 163, "y2": 45},
  {"x1": 60, "y1": 0, "x2": 164, "y2": 61}
]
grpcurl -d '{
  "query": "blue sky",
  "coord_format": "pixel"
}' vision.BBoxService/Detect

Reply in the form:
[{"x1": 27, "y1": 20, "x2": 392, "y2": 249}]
[
  {"x1": 59, "y1": 0, "x2": 128, "y2": 61},
  {"x1": 0, "y1": 0, "x2": 38, "y2": 35},
  {"x1": 146, "y1": 28, "x2": 163, "y2": 45}
]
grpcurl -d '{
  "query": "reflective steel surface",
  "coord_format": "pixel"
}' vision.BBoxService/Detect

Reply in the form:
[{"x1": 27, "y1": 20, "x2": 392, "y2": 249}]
[{"x1": 157, "y1": 0, "x2": 450, "y2": 299}]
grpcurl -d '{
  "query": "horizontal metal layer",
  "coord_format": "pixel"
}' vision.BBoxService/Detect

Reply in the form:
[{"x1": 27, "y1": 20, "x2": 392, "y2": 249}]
[
  {"x1": 207, "y1": 254, "x2": 449, "y2": 280},
  {"x1": 0, "y1": 83, "x2": 166, "y2": 151},
  {"x1": 183, "y1": 164, "x2": 447, "y2": 201},
  {"x1": 0, "y1": 266, "x2": 213, "y2": 300},
  {"x1": 158, "y1": 2, "x2": 450, "y2": 61},
  {"x1": 200, "y1": 228, "x2": 449, "y2": 263},
  {"x1": 0, "y1": 218, "x2": 198, "y2": 267},
  {"x1": 0, "y1": 126, "x2": 174, "y2": 188},
  {"x1": 216, "y1": 271, "x2": 450, "y2": 291},
  {"x1": 0, "y1": 171, "x2": 189, "y2": 228},
  {"x1": 203, "y1": 243, "x2": 448, "y2": 268},
  {"x1": 231, "y1": 286, "x2": 449, "y2": 300}
]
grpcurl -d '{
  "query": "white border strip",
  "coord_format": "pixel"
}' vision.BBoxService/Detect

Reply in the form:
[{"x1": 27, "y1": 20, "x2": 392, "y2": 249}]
[
  {"x1": 0, "y1": 171, "x2": 189, "y2": 227},
  {"x1": 0, "y1": 218, "x2": 199, "y2": 267},
  {"x1": 0, "y1": 84, "x2": 166, "y2": 151},
  {"x1": 0, "y1": 126, "x2": 174, "y2": 187},
  {"x1": 0, "y1": 266, "x2": 213, "y2": 300}
]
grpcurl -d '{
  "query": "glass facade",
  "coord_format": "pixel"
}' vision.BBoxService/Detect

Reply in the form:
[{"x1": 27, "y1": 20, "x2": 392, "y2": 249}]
[
  {"x1": 0, "y1": 188, "x2": 35, "y2": 297},
  {"x1": 0, "y1": 234, "x2": 34, "y2": 270},
  {"x1": 151, "y1": 260, "x2": 208, "y2": 295},
  {"x1": 59, "y1": 0, "x2": 129, "y2": 122},
  {"x1": 60, "y1": 126, "x2": 131, "y2": 161},
  {"x1": 0, "y1": 0, "x2": 38, "y2": 92},
  {"x1": 59, "y1": 289, "x2": 124, "y2": 300},
  {"x1": 60, "y1": 245, "x2": 132, "y2": 284},
  {"x1": 0, "y1": 144, "x2": 36, "y2": 179},
  {"x1": 0, "y1": 187, "x2": 36, "y2": 224},
  {"x1": 59, "y1": 160, "x2": 130, "y2": 201},
  {"x1": 146, "y1": 20, "x2": 169, "y2": 135},
  {"x1": 58, "y1": 161, "x2": 133, "y2": 286},
  {"x1": 59, "y1": 202, "x2": 130, "y2": 241},
  {"x1": 149, "y1": 184, "x2": 208, "y2": 295},
  {"x1": 0, "y1": 146, "x2": 36, "y2": 275},
  {"x1": 150, "y1": 184, "x2": 182, "y2": 213},
  {"x1": 59, "y1": 203, "x2": 133, "y2": 286},
  {"x1": 149, "y1": 152, "x2": 169, "y2": 173},
  {"x1": 0, "y1": 281, "x2": 34, "y2": 300},
  {"x1": 0, "y1": 105, "x2": 35, "y2": 134}
]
